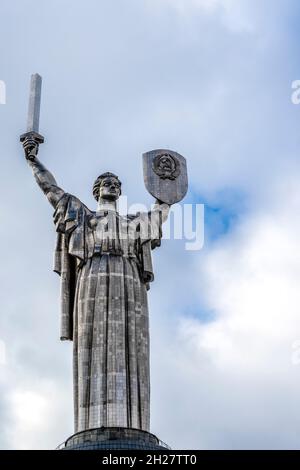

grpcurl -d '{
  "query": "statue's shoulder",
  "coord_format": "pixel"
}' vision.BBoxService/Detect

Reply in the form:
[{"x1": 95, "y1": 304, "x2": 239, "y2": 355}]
[
  {"x1": 62, "y1": 193, "x2": 93, "y2": 214},
  {"x1": 55, "y1": 193, "x2": 94, "y2": 222},
  {"x1": 80, "y1": 199, "x2": 94, "y2": 217}
]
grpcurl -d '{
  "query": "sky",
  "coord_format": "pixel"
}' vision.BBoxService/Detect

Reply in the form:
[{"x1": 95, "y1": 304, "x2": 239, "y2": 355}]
[{"x1": 1, "y1": 0, "x2": 300, "y2": 450}]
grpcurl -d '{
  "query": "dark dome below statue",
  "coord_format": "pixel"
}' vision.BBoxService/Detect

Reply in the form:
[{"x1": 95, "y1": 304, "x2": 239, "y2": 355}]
[{"x1": 57, "y1": 427, "x2": 170, "y2": 450}]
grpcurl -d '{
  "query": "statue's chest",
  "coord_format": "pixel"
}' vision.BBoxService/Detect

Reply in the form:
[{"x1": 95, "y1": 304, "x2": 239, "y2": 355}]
[{"x1": 89, "y1": 212, "x2": 139, "y2": 255}]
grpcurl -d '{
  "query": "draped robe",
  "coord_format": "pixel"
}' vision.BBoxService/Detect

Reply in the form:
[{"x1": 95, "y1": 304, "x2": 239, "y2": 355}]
[{"x1": 53, "y1": 193, "x2": 162, "y2": 433}]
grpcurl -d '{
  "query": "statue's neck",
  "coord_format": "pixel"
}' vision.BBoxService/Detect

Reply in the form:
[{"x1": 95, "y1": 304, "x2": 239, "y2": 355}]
[{"x1": 97, "y1": 198, "x2": 118, "y2": 213}]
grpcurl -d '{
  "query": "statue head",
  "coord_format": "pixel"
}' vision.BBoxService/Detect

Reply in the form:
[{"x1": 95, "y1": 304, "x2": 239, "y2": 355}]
[{"x1": 93, "y1": 172, "x2": 122, "y2": 202}]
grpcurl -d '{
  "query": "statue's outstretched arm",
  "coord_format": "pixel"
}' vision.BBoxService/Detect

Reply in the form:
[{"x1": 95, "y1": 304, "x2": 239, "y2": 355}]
[{"x1": 22, "y1": 137, "x2": 64, "y2": 208}]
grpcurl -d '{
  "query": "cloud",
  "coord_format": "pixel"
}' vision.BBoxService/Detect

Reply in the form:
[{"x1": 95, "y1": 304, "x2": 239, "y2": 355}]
[
  {"x1": 194, "y1": 192, "x2": 300, "y2": 374},
  {"x1": 149, "y1": 171, "x2": 300, "y2": 449},
  {"x1": 5, "y1": 380, "x2": 72, "y2": 449},
  {"x1": 147, "y1": 0, "x2": 256, "y2": 33}
]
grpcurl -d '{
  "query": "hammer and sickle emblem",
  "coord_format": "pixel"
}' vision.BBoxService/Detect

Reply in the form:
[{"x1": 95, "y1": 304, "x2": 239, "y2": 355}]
[{"x1": 152, "y1": 153, "x2": 181, "y2": 180}]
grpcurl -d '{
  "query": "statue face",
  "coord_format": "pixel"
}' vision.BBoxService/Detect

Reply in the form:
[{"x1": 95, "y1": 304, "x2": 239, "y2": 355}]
[{"x1": 99, "y1": 177, "x2": 121, "y2": 201}]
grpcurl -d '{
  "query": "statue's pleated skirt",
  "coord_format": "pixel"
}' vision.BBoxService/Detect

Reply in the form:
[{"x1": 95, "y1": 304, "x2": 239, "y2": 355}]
[{"x1": 73, "y1": 254, "x2": 150, "y2": 433}]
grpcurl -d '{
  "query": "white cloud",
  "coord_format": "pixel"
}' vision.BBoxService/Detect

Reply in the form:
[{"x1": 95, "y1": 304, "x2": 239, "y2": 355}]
[
  {"x1": 5, "y1": 381, "x2": 72, "y2": 450},
  {"x1": 190, "y1": 210, "x2": 300, "y2": 372},
  {"x1": 151, "y1": 172, "x2": 300, "y2": 448},
  {"x1": 148, "y1": 0, "x2": 255, "y2": 33}
]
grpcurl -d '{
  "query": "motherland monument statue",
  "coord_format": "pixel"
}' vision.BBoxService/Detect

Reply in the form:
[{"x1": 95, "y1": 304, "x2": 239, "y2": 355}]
[{"x1": 20, "y1": 74, "x2": 188, "y2": 450}]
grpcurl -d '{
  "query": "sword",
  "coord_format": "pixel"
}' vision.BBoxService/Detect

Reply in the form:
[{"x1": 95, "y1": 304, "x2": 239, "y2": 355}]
[{"x1": 20, "y1": 73, "x2": 44, "y2": 159}]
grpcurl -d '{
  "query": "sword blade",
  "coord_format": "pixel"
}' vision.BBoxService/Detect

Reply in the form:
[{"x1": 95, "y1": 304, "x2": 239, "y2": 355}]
[{"x1": 27, "y1": 73, "x2": 42, "y2": 133}]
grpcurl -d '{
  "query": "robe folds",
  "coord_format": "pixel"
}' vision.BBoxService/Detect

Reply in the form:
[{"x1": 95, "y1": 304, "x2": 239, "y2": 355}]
[{"x1": 53, "y1": 193, "x2": 162, "y2": 432}]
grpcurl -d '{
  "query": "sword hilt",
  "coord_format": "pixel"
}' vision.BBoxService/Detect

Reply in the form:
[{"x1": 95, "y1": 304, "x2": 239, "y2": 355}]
[{"x1": 20, "y1": 131, "x2": 44, "y2": 160}]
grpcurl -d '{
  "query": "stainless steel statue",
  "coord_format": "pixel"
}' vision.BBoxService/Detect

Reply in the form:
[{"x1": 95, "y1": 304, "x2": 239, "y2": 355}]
[{"x1": 21, "y1": 74, "x2": 188, "y2": 435}]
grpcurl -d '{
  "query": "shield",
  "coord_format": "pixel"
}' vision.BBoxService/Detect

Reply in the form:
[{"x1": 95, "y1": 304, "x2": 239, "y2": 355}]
[{"x1": 143, "y1": 149, "x2": 188, "y2": 204}]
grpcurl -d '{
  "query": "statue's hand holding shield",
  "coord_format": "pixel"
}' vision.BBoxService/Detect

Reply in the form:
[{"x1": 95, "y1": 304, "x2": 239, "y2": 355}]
[{"x1": 143, "y1": 149, "x2": 188, "y2": 204}]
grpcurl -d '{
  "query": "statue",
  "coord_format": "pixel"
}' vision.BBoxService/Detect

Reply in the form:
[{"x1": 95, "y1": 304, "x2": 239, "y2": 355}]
[{"x1": 20, "y1": 75, "x2": 188, "y2": 445}]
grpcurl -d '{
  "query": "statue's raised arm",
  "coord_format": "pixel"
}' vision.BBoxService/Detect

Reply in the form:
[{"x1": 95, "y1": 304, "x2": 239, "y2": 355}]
[{"x1": 22, "y1": 136, "x2": 65, "y2": 208}]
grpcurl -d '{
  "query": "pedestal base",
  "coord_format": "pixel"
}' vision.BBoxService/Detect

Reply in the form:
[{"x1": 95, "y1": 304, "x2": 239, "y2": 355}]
[{"x1": 57, "y1": 427, "x2": 170, "y2": 450}]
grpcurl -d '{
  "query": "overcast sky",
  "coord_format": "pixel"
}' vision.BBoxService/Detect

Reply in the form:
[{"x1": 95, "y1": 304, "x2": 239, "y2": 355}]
[{"x1": 1, "y1": 0, "x2": 300, "y2": 450}]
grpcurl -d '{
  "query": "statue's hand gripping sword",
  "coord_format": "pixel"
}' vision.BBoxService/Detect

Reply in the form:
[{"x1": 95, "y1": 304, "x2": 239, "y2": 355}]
[{"x1": 20, "y1": 73, "x2": 44, "y2": 160}]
